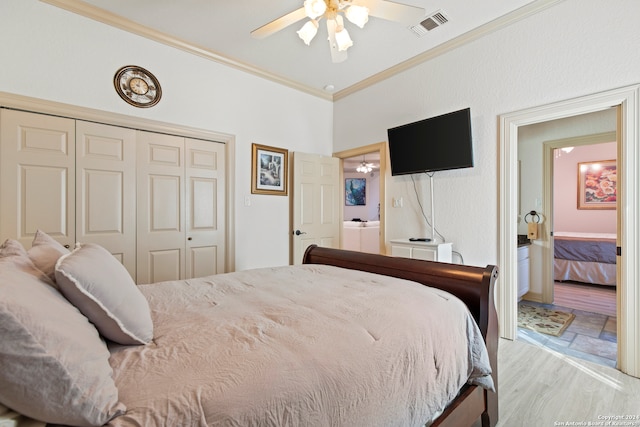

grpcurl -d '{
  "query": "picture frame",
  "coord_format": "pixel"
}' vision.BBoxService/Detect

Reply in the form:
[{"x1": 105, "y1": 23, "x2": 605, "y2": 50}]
[
  {"x1": 345, "y1": 178, "x2": 366, "y2": 206},
  {"x1": 577, "y1": 159, "x2": 616, "y2": 210},
  {"x1": 251, "y1": 143, "x2": 288, "y2": 196}
]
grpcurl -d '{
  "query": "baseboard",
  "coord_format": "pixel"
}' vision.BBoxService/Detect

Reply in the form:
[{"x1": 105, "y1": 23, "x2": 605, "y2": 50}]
[{"x1": 521, "y1": 291, "x2": 543, "y2": 303}]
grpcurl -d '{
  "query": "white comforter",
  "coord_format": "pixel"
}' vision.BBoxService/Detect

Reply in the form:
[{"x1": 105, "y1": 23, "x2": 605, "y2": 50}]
[{"x1": 107, "y1": 264, "x2": 493, "y2": 427}]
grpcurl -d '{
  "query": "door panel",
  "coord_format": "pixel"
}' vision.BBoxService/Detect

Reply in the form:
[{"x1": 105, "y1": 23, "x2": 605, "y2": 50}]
[
  {"x1": 189, "y1": 246, "x2": 218, "y2": 278},
  {"x1": 148, "y1": 249, "x2": 182, "y2": 283},
  {"x1": 291, "y1": 152, "x2": 340, "y2": 264},
  {"x1": 83, "y1": 170, "x2": 123, "y2": 233},
  {"x1": 185, "y1": 138, "x2": 226, "y2": 276},
  {"x1": 150, "y1": 175, "x2": 181, "y2": 231},
  {"x1": 76, "y1": 121, "x2": 136, "y2": 277},
  {"x1": 137, "y1": 131, "x2": 185, "y2": 284},
  {"x1": 0, "y1": 109, "x2": 75, "y2": 248},
  {"x1": 22, "y1": 166, "x2": 69, "y2": 237}
]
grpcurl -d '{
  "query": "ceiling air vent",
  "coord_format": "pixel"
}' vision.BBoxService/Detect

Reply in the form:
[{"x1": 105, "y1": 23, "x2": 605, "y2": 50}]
[{"x1": 409, "y1": 11, "x2": 448, "y2": 37}]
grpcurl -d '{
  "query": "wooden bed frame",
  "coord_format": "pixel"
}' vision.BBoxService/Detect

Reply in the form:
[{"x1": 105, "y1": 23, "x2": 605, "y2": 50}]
[{"x1": 303, "y1": 245, "x2": 499, "y2": 427}]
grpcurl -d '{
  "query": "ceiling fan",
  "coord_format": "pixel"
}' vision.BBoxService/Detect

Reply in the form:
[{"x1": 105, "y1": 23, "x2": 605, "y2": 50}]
[
  {"x1": 353, "y1": 155, "x2": 379, "y2": 173},
  {"x1": 251, "y1": 0, "x2": 425, "y2": 63}
]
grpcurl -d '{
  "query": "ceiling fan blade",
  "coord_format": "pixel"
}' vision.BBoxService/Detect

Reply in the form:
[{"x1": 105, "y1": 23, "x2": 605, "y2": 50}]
[
  {"x1": 326, "y1": 19, "x2": 348, "y2": 63},
  {"x1": 360, "y1": 0, "x2": 425, "y2": 25},
  {"x1": 250, "y1": 7, "x2": 307, "y2": 39}
]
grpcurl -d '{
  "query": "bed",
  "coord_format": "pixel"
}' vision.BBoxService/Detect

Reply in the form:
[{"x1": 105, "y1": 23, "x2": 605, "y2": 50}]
[
  {"x1": 554, "y1": 231, "x2": 617, "y2": 286},
  {"x1": 0, "y1": 232, "x2": 499, "y2": 427}
]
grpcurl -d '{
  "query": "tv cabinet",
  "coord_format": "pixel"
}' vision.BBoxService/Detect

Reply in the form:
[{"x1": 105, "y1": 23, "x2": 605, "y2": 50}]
[{"x1": 389, "y1": 239, "x2": 452, "y2": 263}]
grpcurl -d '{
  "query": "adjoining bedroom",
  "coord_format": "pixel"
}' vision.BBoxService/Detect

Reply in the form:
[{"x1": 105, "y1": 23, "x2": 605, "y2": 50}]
[{"x1": 516, "y1": 108, "x2": 618, "y2": 368}]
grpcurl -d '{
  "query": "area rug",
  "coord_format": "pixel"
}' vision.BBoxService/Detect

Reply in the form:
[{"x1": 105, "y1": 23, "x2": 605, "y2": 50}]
[{"x1": 518, "y1": 304, "x2": 576, "y2": 337}]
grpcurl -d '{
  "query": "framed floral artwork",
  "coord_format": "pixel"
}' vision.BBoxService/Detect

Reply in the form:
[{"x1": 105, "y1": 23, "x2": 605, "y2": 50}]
[{"x1": 577, "y1": 159, "x2": 616, "y2": 210}]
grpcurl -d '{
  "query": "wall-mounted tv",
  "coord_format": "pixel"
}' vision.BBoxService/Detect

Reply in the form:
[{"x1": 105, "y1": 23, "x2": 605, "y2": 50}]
[{"x1": 387, "y1": 108, "x2": 473, "y2": 176}]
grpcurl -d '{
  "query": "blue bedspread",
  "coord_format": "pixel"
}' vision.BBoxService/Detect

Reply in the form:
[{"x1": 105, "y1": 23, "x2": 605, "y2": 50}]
[{"x1": 554, "y1": 237, "x2": 616, "y2": 264}]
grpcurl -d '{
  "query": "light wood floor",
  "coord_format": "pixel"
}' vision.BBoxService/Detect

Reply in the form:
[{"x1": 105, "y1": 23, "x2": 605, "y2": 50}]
[
  {"x1": 497, "y1": 338, "x2": 640, "y2": 426},
  {"x1": 554, "y1": 281, "x2": 616, "y2": 317}
]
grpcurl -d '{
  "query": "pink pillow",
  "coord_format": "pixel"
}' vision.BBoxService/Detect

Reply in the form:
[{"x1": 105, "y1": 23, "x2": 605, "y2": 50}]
[
  {"x1": 27, "y1": 229, "x2": 70, "y2": 284},
  {"x1": 0, "y1": 239, "x2": 125, "y2": 425},
  {"x1": 55, "y1": 243, "x2": 154, "y2": 345}
]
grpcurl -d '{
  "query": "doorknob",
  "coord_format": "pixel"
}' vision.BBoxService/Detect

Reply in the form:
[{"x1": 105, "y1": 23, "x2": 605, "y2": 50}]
[{"x1": 294, "y1": 230, "x2": 307, "y2": 236}]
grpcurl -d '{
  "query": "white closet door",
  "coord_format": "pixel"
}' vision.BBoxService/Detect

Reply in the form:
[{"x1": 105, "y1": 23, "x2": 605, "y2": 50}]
[
  {"x1": 0, "y1": 109, "x2": 75, "y2": 248},
  {"x1": 136, "y1": 131, "x2": 185, "y2": 284},
  {"x1": 76, "y1": 121, "x2": 137, "y2": 278},
  {"x1": 185, "y1": 138, "x2": 226, "y2": 277}
]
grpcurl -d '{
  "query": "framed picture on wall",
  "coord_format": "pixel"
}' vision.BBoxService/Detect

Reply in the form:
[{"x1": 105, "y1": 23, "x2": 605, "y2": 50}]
[
  {"x1": 345, "y1": 178, "x2": 366, "y2": 206},
  {"x1": 251, "y1": 143, "x2": 288, "y2": 196},
  {"x1": 577, "y1": 159, "x2": 616, "y2": 210}
]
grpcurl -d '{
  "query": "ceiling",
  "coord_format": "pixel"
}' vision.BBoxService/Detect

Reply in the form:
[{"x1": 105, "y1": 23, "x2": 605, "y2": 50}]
[{"x1": 43, "y1": 0, "x2": 548, "y2": 100}]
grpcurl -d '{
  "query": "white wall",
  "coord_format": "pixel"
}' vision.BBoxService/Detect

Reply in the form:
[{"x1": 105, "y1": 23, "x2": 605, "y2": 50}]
[
  {"x1": 332, "y1": 0, "x2": 640, "y2": 267},
  {"x1": 0, "y1": 0, "x2": 333, "y2": 270}
]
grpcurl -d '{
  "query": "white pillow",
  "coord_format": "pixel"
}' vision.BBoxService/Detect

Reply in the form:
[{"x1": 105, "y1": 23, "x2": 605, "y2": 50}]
[
  {"x1": 55, "y1": 243, "x2": 154, "y2": 345},
  {"x1": 27, "y1": 229, "x2": 70, "y2": 284},
  {"x1": 0, "y1": 239, "x2": 125, "y2": 426}
]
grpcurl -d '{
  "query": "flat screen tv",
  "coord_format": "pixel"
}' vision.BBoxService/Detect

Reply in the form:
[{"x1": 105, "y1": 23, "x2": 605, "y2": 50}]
[{"x1": 387, "y1": 108, "x2": 473, "y2": 176}]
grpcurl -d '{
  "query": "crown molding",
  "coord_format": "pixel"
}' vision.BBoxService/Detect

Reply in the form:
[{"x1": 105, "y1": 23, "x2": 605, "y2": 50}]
[
  {"x1": 333, "y1": 0, "x2": 564, "y2": 101},
  {"x1": 41, "y1": 0, "x2": 562, "y2": 102}
]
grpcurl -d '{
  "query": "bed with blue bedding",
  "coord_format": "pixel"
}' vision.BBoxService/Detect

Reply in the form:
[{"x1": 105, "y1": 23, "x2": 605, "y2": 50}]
[{"x1": 554, "y1": 232, "x2": 617, "y2": 286}]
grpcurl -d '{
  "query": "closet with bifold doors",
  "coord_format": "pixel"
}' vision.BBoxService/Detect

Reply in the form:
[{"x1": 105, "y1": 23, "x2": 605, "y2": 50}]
[{"x1": 0, "y1": 108, "x2": 226, "y2": 284}]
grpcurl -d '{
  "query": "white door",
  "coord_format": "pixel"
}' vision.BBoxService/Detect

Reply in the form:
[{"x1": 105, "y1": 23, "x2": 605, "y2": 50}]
[
  {"x1": 0, "y1": 109, "x2": 75, "y2": 248},
  {"x1": 185, "y1": 138, "x2": 226, "y2": 277},
  {"x1": 136, "y1": 131, "x2": 186, "y2": 284},
  {"x1": 291, "y1": 152, "x2": 341, "y2": 264},
  {"x1": 75, "y1": 121, "x2": 137, "y2": 278}
]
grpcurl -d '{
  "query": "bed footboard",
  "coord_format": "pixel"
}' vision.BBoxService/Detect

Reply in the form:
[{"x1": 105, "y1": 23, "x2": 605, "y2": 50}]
[{"x1": 302, "y1": 245, "x2": 499, "y2": 427}]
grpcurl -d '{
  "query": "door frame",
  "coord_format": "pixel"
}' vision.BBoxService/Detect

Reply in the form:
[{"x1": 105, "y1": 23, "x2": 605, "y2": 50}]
[
  {"x1": 334, "y1": 142, "x2": 388, "y2": 254},
  {"x1": 499, "y1": 84, "x2": 640, "y2": 377}
]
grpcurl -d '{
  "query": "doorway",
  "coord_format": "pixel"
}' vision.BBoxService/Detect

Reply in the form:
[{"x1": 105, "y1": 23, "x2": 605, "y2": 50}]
[
  {"x1": 499, "y1": 84, "x2": 640, "y2": 378},
  {"x1": 342, "y1": 152, "x2": 381, "y2": 254},
  {"x1": 517, "y1": 117, "x2": 618, "y2": 367},
  {"x1": 334, "y1": 142, "x2": 388, "y2": 255}
]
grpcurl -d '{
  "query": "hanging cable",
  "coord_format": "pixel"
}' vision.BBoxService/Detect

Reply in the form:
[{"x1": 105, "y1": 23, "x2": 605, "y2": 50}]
[{"x1": 410, "y1": 173, "x2": 445, "y2": 242}]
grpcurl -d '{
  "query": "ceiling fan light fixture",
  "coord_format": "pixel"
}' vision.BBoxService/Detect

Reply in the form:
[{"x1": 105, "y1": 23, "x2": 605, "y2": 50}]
[
  {"x1": 304, "y1": 0, "x2": 327, "y2": 19},
  {"x1": 297, "y1": 19, "x2": 319, "y2": 45},
  {"x1": 356, "y1": 161, "x2": 373, "y2": 173},
  {"x1": 345, "y1": 5, "x2": 369, "y2": 29},
  {"x1": 333, "y1": 16, "x2": 353, "y2": 51}
]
